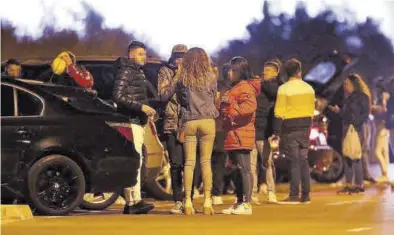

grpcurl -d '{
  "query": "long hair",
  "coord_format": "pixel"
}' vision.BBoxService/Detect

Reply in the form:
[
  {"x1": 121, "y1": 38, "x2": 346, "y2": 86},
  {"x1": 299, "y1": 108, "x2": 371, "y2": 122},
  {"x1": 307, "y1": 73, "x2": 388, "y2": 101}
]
[
  {"x1": 348, "y1": 73, "x2": 372, "y2": 108},
  {"x1": 180, "y1": 47, "x2": 216, "y2": 90},
  {"x1": 229, "y1": 56, "x2": 253, "y2": 81}
]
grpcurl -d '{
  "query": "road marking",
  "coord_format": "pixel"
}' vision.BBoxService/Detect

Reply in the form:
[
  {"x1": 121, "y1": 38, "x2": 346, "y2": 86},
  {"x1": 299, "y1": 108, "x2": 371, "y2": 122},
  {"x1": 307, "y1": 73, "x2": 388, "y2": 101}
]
[
  {"x1": 346, "y1": 227, "x2": 372, "y2": 233},
  {"x1": 326, "y1": 199, "x2": 374, "y2": 206}
]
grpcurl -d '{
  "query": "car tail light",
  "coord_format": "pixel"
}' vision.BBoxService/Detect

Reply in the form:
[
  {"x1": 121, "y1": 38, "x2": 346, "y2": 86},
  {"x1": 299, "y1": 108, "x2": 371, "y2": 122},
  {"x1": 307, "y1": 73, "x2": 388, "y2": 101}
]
[
  {"x1": 106, "y1": 122, "x2": 134, "y2": 142},
  {"x1": 114, "y1": 126, "x2": 133, "y2": 142}
]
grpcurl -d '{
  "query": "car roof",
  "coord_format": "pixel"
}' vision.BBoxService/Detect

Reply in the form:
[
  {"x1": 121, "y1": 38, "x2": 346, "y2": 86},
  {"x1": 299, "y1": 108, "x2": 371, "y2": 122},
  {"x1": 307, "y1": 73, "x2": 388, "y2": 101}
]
[{"x1": 2, "y1": 56, "x2": 164, "y2": 66}]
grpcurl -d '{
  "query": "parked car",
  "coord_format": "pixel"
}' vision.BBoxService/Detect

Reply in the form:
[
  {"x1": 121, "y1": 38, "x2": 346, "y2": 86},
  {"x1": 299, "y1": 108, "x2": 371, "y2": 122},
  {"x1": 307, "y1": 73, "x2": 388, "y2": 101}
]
[
  {"x1": 1, "y1": 77, "x2": 143, "y2": 215},
  {"x1": 2, "y1": 57, "x2": 173, "y2": 202}
]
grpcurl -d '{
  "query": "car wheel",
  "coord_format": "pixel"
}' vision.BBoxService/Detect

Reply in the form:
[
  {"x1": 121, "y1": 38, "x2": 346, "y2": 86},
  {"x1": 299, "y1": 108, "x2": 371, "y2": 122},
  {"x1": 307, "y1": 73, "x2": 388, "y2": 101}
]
[
  {"x1": 144, "y1": 150, "x2": 173, "y2": 200},
  {"x1": 80, "y1": 192, "x2": 120, "y2": 210},
  {"x1": 310, "y1": 148, "x2": 344, "y2": 183},
  {"x1": 27, "y1": 155, "x2": 86, "y2": 215}
]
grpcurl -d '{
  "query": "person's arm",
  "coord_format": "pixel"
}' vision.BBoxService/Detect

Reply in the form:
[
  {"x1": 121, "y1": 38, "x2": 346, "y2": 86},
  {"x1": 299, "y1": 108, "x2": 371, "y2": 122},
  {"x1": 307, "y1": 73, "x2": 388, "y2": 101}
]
[
  {"x1": 112, "y1": 67, "x2": 143, "y2": 112},
  {"x1": 158, "y1": 67, "x2": 177, "y2": 102},
  {"x1": 272, "y1": 85, "x2": 286, "y2": 135},
  {"x1": 226, "y1": 84, "x2": 257, "y2": 119}
]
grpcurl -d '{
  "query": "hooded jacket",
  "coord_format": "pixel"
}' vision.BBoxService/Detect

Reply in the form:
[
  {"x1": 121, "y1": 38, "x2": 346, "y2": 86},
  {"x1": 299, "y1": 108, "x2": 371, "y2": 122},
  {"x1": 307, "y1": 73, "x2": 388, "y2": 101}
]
[
  {"x1": 112, "y1": 57, "x2": 149, "y2": 125},
  {"x1": 220, "y1": 77, "x2": 261, "y2": 151}
]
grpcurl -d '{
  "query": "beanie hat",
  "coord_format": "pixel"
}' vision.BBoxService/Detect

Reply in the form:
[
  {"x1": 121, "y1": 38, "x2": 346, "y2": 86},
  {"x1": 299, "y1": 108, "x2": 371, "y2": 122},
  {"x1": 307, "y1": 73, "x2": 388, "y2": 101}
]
[{"x1": 171, "y1": 44, "x2": 188, "y2": 59}]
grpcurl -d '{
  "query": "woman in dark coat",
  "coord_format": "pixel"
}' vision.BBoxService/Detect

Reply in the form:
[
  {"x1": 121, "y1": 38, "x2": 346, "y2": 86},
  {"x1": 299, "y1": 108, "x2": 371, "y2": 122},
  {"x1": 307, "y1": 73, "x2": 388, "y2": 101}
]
[{"x1": 329, "y1": 74, "x2": 371, "y2": 194}]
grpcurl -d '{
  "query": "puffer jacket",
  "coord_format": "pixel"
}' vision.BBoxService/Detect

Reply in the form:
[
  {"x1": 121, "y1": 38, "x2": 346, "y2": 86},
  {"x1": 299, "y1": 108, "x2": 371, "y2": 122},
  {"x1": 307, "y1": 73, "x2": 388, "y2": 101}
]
[
  {"x1": 255, "y1": 77, "x2": 281, "y2": 140},
  {"x1": 158, "y1": 64, "x2": 179, "y2": 133},
  {"x1": 112, "y1": 57, "x2": 149, "y2": 125},
  {"x1": 220, "y1": 77, "x2": 261, "y2": 151}
]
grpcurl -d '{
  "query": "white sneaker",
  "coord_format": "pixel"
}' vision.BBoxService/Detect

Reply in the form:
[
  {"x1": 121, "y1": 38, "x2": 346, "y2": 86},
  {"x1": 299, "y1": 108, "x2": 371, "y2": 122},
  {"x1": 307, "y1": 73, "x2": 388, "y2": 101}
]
[
  {"x1": 212, "y1": 196, "x2": 224, "y2": 205},
  {"x1": 259, "y1": 184, "x2": 268, "y2": 195},
  {"x1": 222, "y1": 203, "x2": 240, "y2": 215},
  {"x1": 170, "y1": 201, "x2": 184, "y2": 214},
  {"x1": 232, "y1": 203, "x2": 252, "y2": 215},
  {"x1": 267, "y1": 192, "x2": 277, "y2": 204}
]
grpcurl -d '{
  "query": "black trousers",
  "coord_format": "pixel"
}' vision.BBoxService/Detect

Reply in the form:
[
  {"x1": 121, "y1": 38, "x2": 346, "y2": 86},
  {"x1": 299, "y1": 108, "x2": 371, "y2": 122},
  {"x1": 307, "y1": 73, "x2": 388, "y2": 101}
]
[
  {"x1": 164, "y1": 133, "x2": 184, "y2": 202},
  {"x1": 280, "y1": 130, "x2": 310, "y2": 198},
  {"x1": 228, "y1": 150, "x2": 253, "y2": 203},
  {"x1": 211, "y1": 151, "x2": 227, "y2": 196}
]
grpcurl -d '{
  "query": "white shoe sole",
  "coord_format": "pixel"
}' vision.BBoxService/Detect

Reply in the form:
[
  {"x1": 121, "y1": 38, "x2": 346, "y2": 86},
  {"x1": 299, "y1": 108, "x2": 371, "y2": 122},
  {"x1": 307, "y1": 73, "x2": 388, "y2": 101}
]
[
  {"x1": 232, "y1": 211, "x2": 252, "y2": 215},
  {"x1": 277, "y1": 201, "x2": 301, "y2": 205}
]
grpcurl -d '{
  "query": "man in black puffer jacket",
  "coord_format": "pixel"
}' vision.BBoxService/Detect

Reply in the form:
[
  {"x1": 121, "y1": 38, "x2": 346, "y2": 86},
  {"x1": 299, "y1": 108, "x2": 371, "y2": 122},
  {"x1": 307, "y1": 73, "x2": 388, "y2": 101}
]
[
  {"x1": 112, "y1": 41, "x2": 156, "y2": 214},
  {"x1": 255, "y1": 59, "x2": 283, "y2": 203}
]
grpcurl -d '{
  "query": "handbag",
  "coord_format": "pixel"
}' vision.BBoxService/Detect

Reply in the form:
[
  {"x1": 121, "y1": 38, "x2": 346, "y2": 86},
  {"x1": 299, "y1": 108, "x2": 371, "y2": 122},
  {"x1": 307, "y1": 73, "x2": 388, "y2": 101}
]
[{"x1": 342, "y1": 124, "x2": 362, "y2": 160}]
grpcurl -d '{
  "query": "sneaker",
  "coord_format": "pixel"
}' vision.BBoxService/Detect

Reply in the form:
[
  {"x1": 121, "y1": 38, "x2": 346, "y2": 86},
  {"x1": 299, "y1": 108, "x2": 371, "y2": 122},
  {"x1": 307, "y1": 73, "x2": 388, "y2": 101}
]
[
  {"x1": 278, "y1": 197, "x2": 300, "y2": 205},
  {"x1": 349, "y1": 186, "x2": 365, "y2": 194},
  {"x1": 170, "y1": 201, "x2": 184, "y2": 214},
  {"x1": 300, "y1": 195, "x2": 311, "y2": 204},
  {"x1": 337, "y1": 186, "x2": 352, "y2": 195},
  {"x1": 259, "y1": 184, "x2": 268, "y2": 195},
  {"x1": 232, "y1": 203, "x2": 252, "y2": 215},
  {"x1": 222, "y1": 203, "x2": 240, "y2": 215},
  {"x1": 123, "y1": 200, "x2": 154, "y2": 214},
  {"x1": 267, "y1": 191, "x2": 277, "y2": 204},
  {"x1": 212, "y1": 196, "x2": 224, "y2": 205}
]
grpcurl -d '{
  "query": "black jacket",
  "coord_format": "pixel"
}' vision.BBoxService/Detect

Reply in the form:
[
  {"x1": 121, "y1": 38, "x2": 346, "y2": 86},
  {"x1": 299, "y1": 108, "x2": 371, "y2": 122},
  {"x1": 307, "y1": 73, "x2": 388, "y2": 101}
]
[
  {"x1": 112, "y1": 57, "x2": 149, "y2": 125},
  {"x1": 255, "y1": 78, "x2": 281, "y2": 140},
  {"x1": 341, "y1": 91, "x2": 370, "y2": 131}
]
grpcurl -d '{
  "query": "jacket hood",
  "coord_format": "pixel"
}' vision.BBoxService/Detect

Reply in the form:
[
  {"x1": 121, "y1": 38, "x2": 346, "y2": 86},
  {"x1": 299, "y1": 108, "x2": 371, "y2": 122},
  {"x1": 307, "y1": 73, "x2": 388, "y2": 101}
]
[
  {"x1": 247, "y1": 76, "x2": 262, "y2": 96},
  {"x1": 115, "y1": 57, "x2": 141, "y2": 70}
]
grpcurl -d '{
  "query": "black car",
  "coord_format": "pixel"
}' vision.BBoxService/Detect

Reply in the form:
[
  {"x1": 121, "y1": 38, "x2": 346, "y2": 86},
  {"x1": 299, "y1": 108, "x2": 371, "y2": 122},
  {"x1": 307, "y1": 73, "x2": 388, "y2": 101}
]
[
  {"x1": 2, "y1": 57, "x2": 173, "y2": 201},
  {"x1": 1, "y1": 77, "x2": 141, "y2": 215}
]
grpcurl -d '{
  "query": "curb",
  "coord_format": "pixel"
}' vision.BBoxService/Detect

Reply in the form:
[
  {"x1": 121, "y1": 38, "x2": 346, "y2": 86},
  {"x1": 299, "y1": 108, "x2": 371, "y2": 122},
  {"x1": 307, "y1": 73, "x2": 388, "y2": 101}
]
[{"x1": 1, "y1": 205, "x2": 33, "y2": 224}]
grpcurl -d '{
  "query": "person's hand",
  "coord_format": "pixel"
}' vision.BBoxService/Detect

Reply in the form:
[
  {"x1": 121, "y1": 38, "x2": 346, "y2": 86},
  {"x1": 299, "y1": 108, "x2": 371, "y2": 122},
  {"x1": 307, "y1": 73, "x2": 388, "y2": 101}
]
[
  {"x1": 142, "y1": 104, "x2": 156, "y2": 117},
  {"x1": 328, "y1": 105, "x2": 340, "y2": 113}
]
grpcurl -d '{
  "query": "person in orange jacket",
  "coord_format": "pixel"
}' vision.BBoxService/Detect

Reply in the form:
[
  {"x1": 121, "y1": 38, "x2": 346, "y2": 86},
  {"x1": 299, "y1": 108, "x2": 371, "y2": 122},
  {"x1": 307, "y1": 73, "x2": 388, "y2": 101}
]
[{"x1": 219, "y1": 56, "x2": 261, "y2": 215}]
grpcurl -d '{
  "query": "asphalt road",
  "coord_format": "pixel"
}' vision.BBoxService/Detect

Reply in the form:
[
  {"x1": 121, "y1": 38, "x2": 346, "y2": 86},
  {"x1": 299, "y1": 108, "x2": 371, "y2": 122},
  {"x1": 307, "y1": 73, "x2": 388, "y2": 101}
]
[{"x1": 2, "y1": 183, "x2": 394, "y2": 235}]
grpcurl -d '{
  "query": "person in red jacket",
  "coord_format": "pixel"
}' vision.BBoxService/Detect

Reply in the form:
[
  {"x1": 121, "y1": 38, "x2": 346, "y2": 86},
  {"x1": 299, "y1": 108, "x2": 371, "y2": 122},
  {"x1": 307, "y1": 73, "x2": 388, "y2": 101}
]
[
  {"x1": 219, "y1": 56, "x2": 261, "y2": 215},
  {"x1": 51, "y1": 51, "x2": 94, "y2": 90}
]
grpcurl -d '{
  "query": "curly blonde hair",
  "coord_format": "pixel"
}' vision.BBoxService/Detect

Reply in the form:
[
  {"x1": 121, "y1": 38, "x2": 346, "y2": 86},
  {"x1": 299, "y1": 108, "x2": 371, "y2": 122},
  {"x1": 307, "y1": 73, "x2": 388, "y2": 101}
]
[{"x1": 180, "y1": 47, "x2": 216, "y2": 90}]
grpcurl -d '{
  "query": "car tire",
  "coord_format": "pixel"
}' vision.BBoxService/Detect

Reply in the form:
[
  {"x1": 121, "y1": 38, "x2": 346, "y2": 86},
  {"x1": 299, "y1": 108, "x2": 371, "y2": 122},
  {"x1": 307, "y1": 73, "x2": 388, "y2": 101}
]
[
  {"x1": 27, "y1": 155, "x2": 86, "y2": 215},
  {"x1": 310, "y1": 148, "x2": 344, "y2": 183},
  {"x1": 80, "y1": 192, "x2": 120, "y2": 210}
]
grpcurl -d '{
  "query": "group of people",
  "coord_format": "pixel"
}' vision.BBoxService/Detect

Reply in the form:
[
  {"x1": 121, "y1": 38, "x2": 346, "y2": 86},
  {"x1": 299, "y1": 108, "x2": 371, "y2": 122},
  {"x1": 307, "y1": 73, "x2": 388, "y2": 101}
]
[{"x1": 3, "y1": 40, "x2": 393, "y2": 216}]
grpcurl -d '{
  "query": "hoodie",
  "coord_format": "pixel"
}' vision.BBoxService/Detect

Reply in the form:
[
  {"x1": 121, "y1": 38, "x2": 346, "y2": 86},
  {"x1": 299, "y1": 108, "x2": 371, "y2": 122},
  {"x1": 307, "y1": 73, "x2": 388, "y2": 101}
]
[{"x1": 220, "y1": 77, "x2": 261, "y2": 151}]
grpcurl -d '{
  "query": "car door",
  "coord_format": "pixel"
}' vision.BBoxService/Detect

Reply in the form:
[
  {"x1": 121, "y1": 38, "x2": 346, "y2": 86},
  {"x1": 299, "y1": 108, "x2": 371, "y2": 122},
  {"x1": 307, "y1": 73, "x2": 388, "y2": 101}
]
[
  {"x1": 1, "y1": 83, "x2": 45, "y2": 182},
  {"x1": 1, "y1": 84, "x2": 20, "y2": 183}
]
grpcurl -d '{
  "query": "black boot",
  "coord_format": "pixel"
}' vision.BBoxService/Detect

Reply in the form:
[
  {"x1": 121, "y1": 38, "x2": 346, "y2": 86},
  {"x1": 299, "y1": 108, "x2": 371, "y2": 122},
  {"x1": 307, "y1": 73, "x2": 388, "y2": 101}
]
[{"x1": 123, "y1": 200, "x2": 154, "y2": 214}]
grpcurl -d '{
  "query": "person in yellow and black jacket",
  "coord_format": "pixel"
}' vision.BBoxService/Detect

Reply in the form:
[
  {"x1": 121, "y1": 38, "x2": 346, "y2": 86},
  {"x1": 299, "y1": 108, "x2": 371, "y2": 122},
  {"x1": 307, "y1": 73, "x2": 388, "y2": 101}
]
[{"x1": 272, "y1": 58, "x2": 315, "y2": 204}]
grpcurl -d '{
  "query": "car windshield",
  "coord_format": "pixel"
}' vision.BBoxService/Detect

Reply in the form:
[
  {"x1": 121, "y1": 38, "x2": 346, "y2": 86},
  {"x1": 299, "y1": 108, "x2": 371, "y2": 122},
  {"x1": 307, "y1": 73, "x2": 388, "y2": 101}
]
[{"x1": 304, "y1": 61, "x2": 336, "y2": 85}]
